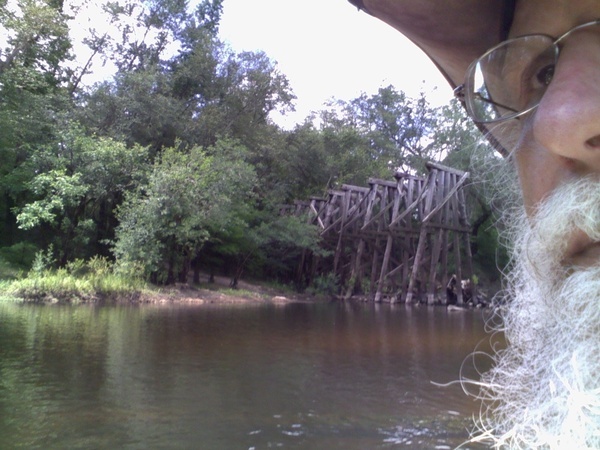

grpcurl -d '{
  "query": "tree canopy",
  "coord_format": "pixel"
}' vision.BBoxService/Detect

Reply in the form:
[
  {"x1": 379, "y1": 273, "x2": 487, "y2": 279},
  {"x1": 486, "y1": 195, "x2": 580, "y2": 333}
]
[{"x1": 0, "y1": 0, "x2": 503, "y2": 288}]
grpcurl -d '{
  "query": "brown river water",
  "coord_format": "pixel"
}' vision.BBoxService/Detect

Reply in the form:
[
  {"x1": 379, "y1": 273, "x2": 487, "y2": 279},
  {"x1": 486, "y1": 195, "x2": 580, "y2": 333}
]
[{"x1": 0, "y1": 301, "x2": 496, "y2": 449}]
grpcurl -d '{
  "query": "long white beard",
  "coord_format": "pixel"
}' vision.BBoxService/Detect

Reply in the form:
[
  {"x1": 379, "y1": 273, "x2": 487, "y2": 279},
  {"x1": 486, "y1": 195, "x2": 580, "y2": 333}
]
[{"x1": 471, "y1": 177, "x2": 600, "y2": 449}]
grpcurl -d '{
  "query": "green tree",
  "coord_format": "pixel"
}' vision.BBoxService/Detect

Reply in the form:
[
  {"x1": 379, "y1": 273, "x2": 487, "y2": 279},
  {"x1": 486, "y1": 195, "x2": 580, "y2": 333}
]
[
  {"x1": 269, "y1": 119, "x2": 390, "y2": 204},
  {"x1": 79, "y1": 0, "x2": 294, "y2": 153},
  {"x1": 112, "y1": 139, "x2": 257, "y2": 284},
  {"x1": 14, "y1": 128, "x2": 149, "y2": 264},
  {"x1": 251, "y1": 214, "x2": 327, "y2": 287},
  {"x1": 329, "y1": 86, "x2": 440, "y2": 174},
  {"x1": 0, "y1": 0, "x2": 75, "y2": 248}
]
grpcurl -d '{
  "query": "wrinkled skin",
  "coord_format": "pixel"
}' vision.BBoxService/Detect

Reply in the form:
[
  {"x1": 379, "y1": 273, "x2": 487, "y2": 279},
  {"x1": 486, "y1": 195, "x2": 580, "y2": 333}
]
[{"x1": 509, "y1": 0, "x2": 600, "y2": 267}]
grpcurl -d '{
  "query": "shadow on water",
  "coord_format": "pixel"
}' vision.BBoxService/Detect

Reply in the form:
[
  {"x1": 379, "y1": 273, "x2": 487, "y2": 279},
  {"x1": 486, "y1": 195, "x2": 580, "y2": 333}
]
[{"x1": 0, "y1": 301, "x2": 494, "y2": 449}]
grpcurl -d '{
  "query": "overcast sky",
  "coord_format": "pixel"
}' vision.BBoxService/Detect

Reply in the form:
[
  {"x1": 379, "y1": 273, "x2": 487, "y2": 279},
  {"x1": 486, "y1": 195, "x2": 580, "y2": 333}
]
[{"x1": 218, "y1": 0, "x2": 453, "y2": 128}]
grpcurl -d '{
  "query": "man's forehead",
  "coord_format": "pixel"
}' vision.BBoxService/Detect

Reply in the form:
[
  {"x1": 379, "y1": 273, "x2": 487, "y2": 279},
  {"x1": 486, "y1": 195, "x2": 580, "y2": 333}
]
[{"x1": 510, "y1": 0, "x2": 600, "y2": 38}]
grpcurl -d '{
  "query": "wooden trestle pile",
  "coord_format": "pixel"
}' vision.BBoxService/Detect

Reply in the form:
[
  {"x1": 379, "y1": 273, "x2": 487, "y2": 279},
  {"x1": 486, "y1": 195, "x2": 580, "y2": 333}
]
[{"x1": 288, "y1": 162, "x2": 474, "y2": 304}]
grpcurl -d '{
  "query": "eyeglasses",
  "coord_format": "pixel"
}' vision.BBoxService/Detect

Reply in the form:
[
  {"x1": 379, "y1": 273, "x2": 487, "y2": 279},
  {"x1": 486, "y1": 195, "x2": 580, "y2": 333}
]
[{"x1": 455, "y1": 19, "x2": 600, "y2": 124}]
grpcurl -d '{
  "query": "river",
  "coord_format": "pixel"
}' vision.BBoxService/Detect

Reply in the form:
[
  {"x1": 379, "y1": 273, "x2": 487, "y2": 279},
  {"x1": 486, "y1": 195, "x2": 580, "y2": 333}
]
[{"x1": 0, "y1": 301, "x2": 495, "y2": 449}]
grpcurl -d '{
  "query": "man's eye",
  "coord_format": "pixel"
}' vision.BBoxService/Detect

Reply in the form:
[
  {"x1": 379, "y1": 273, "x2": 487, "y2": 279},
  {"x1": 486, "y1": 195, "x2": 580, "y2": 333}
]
[
  {"x1": 517, "y1": 60, "x2": 555, "y2": 109},
  {"x1": 536, "y1": 64, "x2": 555, "y2": 86}
]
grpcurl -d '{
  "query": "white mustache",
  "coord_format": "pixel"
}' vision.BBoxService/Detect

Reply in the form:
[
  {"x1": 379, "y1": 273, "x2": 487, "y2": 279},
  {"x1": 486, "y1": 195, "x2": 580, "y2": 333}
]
[
  {"x1": 512, "y1": 176, "x2": 600, "y2": 274},
  {"x1": 531, "y1": 176, "x2": 600, "y2": 247}
]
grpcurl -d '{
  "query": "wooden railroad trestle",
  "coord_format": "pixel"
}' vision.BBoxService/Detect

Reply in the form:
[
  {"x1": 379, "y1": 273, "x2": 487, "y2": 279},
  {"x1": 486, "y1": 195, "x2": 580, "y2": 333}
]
[{"x1": 290, "y1": 162, "x2": 474, "y2": 304}]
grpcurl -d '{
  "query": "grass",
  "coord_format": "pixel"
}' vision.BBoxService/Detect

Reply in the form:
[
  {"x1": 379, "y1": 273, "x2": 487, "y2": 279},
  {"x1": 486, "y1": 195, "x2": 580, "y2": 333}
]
[
  {"x1": 0, "y1": 257, "x2": 149, "y2": 303},
  {"x1": 0, "y1": 272, "x2": 148, "y2": 303}
]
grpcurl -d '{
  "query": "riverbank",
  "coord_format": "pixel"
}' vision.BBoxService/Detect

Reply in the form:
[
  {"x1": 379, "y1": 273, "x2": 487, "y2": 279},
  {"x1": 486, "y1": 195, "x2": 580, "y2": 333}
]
[
  {"x1": 135, "y1": 275, "x2": 319, "y2": 305},
  {"x1": 0, "y1": 271, "x2": 321, "y2": 305},
  {"x1": 0, "y1": 268, "x2": 494, "y2": 306}
]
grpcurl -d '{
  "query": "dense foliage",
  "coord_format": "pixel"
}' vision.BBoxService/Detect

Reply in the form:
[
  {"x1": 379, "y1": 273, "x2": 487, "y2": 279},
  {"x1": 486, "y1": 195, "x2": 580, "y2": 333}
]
[{"x1": 0, "y1": 0, "x2": 505, "y2": 290}]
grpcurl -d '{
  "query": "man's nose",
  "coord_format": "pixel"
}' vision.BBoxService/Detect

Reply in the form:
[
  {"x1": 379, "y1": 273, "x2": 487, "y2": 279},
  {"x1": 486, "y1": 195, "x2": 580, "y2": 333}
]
[{"x1": 532, "y1": 34, "x2": 600, "y2": 173}]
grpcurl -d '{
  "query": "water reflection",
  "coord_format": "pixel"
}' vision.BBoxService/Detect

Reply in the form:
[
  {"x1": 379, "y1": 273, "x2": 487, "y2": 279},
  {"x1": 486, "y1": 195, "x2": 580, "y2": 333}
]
[{"x1": 0, "y1": 302, "x2": 493, "y2": 449}]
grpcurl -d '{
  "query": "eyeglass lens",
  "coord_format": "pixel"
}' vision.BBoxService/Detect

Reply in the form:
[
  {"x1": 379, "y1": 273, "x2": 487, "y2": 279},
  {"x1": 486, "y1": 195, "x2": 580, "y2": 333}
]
[{"x1": 466, "y1": 35, "x2": 558, "y2": 123}]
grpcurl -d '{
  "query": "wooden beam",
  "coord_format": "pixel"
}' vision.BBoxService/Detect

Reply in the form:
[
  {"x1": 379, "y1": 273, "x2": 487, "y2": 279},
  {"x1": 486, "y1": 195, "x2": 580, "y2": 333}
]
[
  {"x1": 422, "y1": 172, "x2": 470, "y2": 224},
  {"x1": 426, "y1": 161, "x2": 468, "y2": 177}
]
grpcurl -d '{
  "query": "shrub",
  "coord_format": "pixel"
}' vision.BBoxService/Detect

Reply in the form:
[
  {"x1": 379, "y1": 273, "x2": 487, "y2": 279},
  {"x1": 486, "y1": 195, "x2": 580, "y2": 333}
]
[
  {"x1": 0, "y1": 242, "x2": 38, "y2": 271},
  {"x1": 307, "y1": 273, "x2": 339, "y2": 296}
]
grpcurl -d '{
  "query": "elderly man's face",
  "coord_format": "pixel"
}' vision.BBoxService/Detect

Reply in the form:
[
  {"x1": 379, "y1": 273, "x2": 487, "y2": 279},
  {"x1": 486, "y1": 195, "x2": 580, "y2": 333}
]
[
  {"x1": 508, "y1": 0, "x2": 600, "y2": 265},
  {"x1": 472, "y1": 1, "x2": 600, "y2": 447}
]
